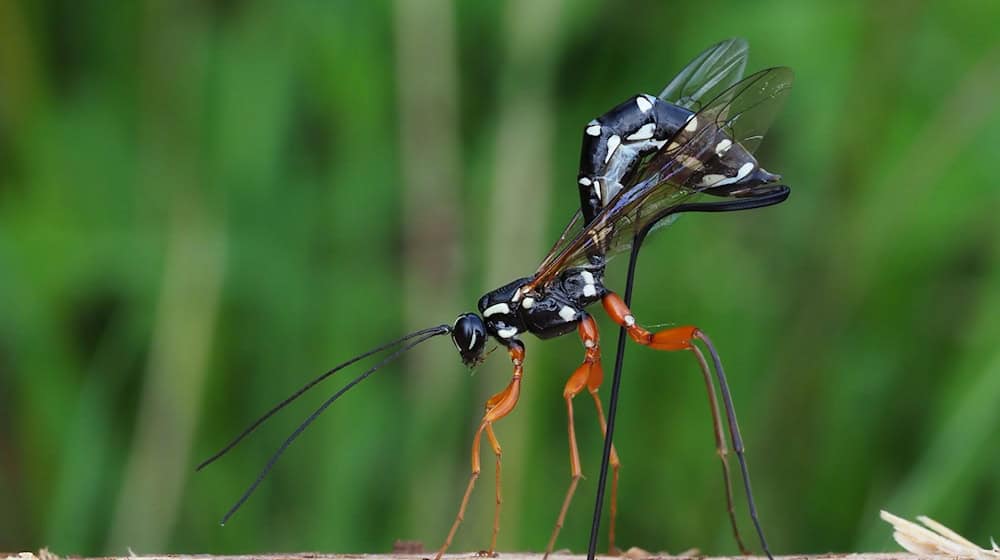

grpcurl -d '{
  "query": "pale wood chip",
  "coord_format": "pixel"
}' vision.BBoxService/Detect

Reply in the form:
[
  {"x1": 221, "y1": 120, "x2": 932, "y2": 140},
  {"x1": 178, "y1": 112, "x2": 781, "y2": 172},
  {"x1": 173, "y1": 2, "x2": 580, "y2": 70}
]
[{"x1": 881, "y1": 509, "x2": 1000, "y2": 559}]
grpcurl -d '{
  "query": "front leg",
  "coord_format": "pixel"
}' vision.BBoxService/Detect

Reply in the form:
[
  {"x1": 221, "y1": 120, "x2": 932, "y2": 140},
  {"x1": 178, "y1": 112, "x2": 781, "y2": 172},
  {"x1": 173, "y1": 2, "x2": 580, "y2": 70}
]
[{"x1": 435, "y1": 341, "x2": 525, "y2": 560}]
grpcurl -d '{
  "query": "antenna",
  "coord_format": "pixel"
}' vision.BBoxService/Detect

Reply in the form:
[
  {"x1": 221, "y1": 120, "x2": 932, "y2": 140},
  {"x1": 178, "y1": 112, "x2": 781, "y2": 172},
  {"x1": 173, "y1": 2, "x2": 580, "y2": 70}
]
[
  {"x1": 197, "y1": 325, "x2": 451, "y2": 471},
  {"x1": 198, "y1": 324, "x2": 451, "y2": 524}
]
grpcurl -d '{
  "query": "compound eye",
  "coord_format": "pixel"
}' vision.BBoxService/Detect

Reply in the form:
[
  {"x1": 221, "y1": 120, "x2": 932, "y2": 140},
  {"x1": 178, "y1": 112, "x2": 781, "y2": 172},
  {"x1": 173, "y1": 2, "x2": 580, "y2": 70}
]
[{"x1": 452, "y1": 313, "x2": 487, "y2": 366}]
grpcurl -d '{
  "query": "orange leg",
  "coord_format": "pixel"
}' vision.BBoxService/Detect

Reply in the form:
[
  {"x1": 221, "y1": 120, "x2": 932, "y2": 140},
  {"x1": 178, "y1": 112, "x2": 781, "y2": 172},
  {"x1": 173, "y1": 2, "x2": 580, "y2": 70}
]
[
  {"x1": 545, "y1": 316, "x2": 621, "y2": 558},
  {"x1": 435, "y1": 342, "x2": 525, "y2": 560},
  {"x1": 602, "y1": 292, "x2": 749, "y2": 554}
]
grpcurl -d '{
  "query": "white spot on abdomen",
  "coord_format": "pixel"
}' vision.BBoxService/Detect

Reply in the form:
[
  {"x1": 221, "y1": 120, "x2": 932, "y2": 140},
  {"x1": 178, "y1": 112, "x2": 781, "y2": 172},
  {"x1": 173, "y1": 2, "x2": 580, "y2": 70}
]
[
  {"x1": 604, "y1": 134, "x2": 621, "y2": 163},
  {"x1": 700, "y1": 174, "x2": 726, "y2": 187},
  {"x1": 626, "y1": 123, "x2": 656, "y2": 141},
  {"x1": 583, "y1": 285, "x2": 597, "y2": 297},
  {"x1": 635, "y1": 96, "x2": 653, "y2": 113},
  {"x1": 710, "y1": 162, "x2": 756, "y2": 188}
]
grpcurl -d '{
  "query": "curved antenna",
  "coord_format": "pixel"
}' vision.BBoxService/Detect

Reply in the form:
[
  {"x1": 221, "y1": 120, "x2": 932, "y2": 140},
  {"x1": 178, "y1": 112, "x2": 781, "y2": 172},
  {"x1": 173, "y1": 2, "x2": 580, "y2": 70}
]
[
  {"x1": 586, "y1": 189, "x2": 788, "y2": 560},
  {"x1": 197, "y1": 324, "x2": 451, "y2": 471},
  {"x1": 218, "y1": 324, "x2": 451, "y2": 525}
]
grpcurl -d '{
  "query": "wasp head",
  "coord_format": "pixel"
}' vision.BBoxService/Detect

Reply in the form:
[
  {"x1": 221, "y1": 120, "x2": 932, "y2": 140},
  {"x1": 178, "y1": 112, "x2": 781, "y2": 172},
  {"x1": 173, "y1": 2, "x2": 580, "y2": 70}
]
[{"x1": 452, "y1": 313, "x2": 487, "y2": 367}]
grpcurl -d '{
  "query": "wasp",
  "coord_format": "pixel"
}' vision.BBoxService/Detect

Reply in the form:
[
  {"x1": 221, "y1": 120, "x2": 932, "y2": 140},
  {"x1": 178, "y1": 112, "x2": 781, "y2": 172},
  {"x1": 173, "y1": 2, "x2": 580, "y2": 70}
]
[{"x1": 199, "y1": 38, "x2": 793, "y2": 560}]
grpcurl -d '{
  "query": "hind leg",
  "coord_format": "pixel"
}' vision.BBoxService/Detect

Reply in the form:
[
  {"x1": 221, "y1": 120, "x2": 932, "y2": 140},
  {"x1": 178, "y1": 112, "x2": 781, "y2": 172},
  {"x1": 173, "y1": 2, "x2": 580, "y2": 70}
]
[{"x1": 602, "y1": 292, "x2": 766, "y2": 557}]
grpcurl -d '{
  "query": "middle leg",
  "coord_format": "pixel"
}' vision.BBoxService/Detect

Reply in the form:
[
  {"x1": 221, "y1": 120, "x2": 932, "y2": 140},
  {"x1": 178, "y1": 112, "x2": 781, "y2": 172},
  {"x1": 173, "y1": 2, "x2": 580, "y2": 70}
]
[{"x1": 545, "y1": 315, "x2": 622, "y2": 558}]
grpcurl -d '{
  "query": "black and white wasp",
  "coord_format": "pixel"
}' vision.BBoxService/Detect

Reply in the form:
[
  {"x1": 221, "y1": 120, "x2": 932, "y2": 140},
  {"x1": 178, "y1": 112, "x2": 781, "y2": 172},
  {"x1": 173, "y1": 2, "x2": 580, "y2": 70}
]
[{"x1": 199, "y1": 38, "x2": 793, "y2": 560}]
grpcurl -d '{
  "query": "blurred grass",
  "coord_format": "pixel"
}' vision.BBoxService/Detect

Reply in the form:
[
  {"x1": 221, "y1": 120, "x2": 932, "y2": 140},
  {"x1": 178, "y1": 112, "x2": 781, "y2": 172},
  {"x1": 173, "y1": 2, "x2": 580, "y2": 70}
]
[{"x1": 2, "y1": 0, "x2": 999, "y2": 557}]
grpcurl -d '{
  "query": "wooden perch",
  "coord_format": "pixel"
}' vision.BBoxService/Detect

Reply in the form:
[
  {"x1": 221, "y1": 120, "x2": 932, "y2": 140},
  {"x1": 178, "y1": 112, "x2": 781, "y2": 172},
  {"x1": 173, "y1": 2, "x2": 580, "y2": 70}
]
[
  {"x1": 7, "y1": 510, "x2": 983, "y2": 560},
  {"x1": 0, "y1": 552, "x2": 960, "y2": 560}
]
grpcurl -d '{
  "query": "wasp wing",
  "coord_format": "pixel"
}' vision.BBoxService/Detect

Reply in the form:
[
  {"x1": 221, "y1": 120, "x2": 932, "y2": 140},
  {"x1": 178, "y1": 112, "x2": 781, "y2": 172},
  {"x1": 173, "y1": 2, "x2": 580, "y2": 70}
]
[
  {"x1": 533, "y1": 67, "x2": 793, "y2": 284},
  {"x1": 534, "y1": 207, "x2": 585, "y2": 277},
  {"x1": 659, "y1": 38, "x2": 749, "y2": 110}
]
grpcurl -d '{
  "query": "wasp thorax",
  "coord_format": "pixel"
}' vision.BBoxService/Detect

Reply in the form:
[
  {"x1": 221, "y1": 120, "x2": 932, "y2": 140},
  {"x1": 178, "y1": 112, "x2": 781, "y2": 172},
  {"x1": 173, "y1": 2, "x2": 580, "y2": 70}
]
[{"x1": 452, "y1": 313, "x2": 487, "y2": 366}]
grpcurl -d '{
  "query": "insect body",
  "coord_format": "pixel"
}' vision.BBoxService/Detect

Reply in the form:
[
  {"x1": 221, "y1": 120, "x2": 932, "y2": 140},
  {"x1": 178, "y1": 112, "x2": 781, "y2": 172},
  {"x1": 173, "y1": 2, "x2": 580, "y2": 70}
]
[{"x1": 200, "y1": 38, "x2": 793, "y2": 560}]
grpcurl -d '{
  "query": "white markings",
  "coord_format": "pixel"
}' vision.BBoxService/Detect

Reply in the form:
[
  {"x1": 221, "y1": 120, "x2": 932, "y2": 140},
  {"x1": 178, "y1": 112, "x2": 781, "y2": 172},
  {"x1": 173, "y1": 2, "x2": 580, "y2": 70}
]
[
  {"x1": 586, "y1": 124, "x2": 602, "y2": 136},
  {"x1": 635, "y1": 96, "x2": 653, "y2": 113},
  {"x1": 580, "y1": 270, "x2": 597, "y2": 296},
  {"x1": 604, "y1": 134, "x2": 621, "y2": 164},
  {"x1": 581, "y1": 177, "x2": 599, "y2": 200},
  {"x1": 684, "y1": 115, "x2": 698, "y2": 132},
  {"x1": 483, "y1": 303, "x2": 510, "y2": 317},
  {"x1": 584, "y1": 339, "x2": 596, "y2": 349},
  {"x1": 521, "y1": 296, "x2": 535, "y2": 309},
  {"x1": 626, "y1": 123, "x2": 656, "y2": 141},
  {"x1": 624, "y1": 315, "x2": 635, "y2": 327},
  {"x1": 715, "y1": 138, "x2": 732, "y2": 157},
  {"x1": 700, "y1": 174, "x2": 726, "y2": 187},
  {"x1": 559, "y1": 306, "x2": 577, "y2": 322},
  {"x1": 497, "y1": 326, "x2": 518, "y2": 339},
  {"x1": 710, "y1": 162, "x2": 755, "y2": 188},
  {"x1": 468, "y1": 331, "x2": 478, "y2": 350},
  {"x1": 677, "y1": 155, "x2": 704, "y2": 171}
]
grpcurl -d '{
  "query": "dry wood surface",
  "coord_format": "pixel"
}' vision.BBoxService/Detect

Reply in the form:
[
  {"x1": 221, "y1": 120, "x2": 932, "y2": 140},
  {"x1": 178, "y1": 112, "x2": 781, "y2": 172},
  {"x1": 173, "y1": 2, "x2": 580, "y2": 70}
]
[{"x1": 0, "y1": 551, "x2": 947, "y2": 560}]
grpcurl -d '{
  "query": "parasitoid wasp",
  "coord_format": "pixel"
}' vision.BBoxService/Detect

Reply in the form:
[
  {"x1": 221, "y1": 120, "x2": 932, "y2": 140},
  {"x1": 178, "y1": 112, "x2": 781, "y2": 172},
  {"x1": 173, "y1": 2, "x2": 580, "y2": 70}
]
[{"x1": 198, "y1": 38, "x2": 793, "y2": 560}]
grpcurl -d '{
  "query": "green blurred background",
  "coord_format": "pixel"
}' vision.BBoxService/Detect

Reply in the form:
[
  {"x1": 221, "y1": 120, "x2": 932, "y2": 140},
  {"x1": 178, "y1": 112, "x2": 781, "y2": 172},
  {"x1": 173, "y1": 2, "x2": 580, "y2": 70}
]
[{"x1": 2, "y1": 0, "x2": 999, "y2": 556}]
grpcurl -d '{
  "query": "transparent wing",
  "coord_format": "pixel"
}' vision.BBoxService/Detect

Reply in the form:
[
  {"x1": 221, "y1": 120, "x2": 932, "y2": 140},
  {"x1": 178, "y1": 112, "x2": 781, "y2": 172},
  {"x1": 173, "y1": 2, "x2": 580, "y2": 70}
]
[
  {"x1": 535, "y1": 39, "x2": 751, "y2": 276},
  {"x1": 535, "y1": 207, "x2": 585, "y2": 276},
  {"x1": 533, "y1": 67, "x2": 793, "y2": 285},
  {"x1": 659, "y1": 38, "x2": 749, "y2": 110}
]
